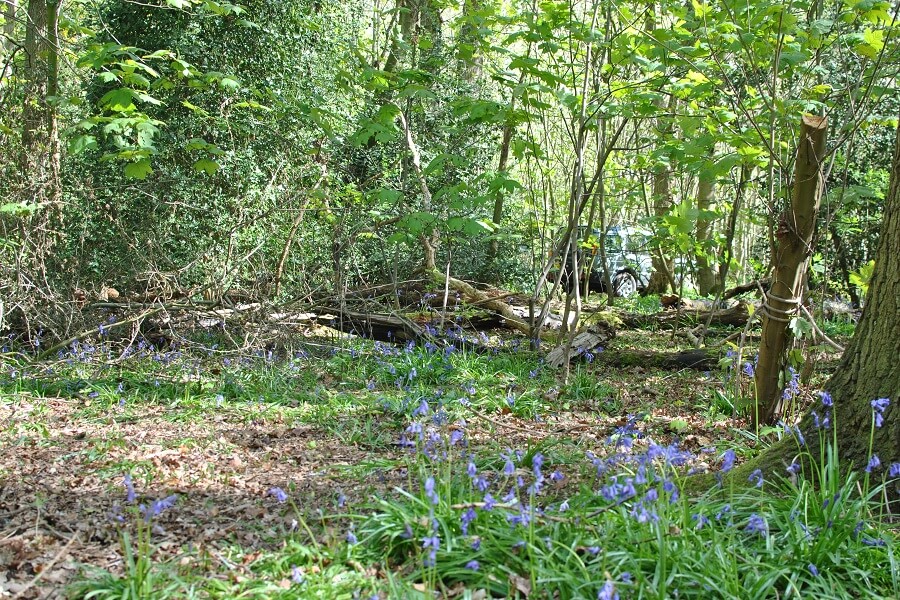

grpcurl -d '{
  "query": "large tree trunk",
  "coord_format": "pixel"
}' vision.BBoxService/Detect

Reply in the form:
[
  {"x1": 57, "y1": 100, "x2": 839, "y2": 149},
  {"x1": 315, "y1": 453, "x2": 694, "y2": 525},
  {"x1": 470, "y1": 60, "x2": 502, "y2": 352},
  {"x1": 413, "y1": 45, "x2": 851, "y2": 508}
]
[
  {"x1": 750, "y1": 113, "x2": 899, "y2": 497},
  {"x1": 754, "y1": 115, "x2": 827, "y2": 426}
]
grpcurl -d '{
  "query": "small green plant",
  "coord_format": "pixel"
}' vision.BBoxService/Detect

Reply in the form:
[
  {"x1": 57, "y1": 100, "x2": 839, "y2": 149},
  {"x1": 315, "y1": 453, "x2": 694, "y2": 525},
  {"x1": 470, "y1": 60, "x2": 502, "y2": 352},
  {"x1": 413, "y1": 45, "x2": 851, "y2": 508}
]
[{"x1": 70, "y1": 475, "x2": 182, "y2": 600}]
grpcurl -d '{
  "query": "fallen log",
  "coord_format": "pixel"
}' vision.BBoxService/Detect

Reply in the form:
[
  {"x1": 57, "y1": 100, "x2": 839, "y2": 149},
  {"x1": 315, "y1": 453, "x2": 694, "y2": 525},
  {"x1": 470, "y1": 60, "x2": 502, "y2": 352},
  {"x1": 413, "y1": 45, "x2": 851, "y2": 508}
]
[
  {"x1": 428, "y1": 270, "x2": 537, "y2": 337},
  {"x1": 596, "y1": 348, "x2": 720, "y2": 371},
  {"x1": 312, "y1": 306, "x2": 426, "y2": 343},
  {"x1": 620, "y1": 301, "x2": 751, "y2": 328}
]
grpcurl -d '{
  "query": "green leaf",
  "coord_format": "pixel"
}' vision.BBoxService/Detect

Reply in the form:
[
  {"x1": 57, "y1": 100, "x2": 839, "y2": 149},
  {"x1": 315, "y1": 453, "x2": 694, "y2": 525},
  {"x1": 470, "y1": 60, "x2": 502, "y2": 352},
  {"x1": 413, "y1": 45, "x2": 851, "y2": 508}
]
[
  {"x1": 124, "y1": 159, "x2": 153, "y2": 180},
  {"x1": 788, "y1": 317, "x2": 813, "y2": 339},
  {"x1": 219, "y1": 77, "x2": 240, "y2": 91},
  {"x1": 193, "y1": 158, "x2": 220, "y2": 175},
  {"x1": 68, "y1": 134, "x2": 97, "y2": 155},
  {"x1": 854, "y1": 28, "x2": 884, "y2": 58},
  {"x1": 1, "y1": 202, "x2": 41, "y2": 215},
  {"x1": 100, "y1": 88, "x2": 136, "y2": 112}
]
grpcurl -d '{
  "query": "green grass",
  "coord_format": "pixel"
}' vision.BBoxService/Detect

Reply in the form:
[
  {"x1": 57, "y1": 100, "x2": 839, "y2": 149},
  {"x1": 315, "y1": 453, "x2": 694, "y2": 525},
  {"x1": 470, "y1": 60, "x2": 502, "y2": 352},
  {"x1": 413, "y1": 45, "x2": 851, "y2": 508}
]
[{"x1": 1, "y1": 332, "x2": 896, "y2": 599}]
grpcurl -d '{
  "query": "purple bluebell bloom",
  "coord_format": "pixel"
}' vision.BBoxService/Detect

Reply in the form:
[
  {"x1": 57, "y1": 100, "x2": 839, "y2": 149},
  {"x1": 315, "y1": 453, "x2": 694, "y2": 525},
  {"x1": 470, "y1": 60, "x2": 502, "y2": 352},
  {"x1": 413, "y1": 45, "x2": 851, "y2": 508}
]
[
  {"x1": 865, "y1": 455, "x2": 881, "y2": 473},
  {"x1": 269, "y1": 487, "x2": 288, "y2": 503},
  {"x1": 720, "y1": 449, "x2": 736, "y2": 472},
  {"x1": 745, "y1": 514, "x2": 767, "y2": 535},
  {"x1": 871, "y1": 398, "x2": 890, "y2": 428}
]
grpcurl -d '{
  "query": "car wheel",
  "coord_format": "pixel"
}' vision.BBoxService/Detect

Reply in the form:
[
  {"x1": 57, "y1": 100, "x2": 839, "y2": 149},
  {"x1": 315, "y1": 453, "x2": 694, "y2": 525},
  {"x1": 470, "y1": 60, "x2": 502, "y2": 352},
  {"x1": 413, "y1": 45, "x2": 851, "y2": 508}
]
[{"x1": 613, "y1": 272, "x2": 639, "y2": 297}]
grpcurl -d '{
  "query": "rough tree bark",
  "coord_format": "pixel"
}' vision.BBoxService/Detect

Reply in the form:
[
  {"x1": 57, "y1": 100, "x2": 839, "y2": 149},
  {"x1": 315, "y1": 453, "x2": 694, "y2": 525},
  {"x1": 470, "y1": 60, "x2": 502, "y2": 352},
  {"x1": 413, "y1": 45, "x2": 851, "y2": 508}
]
[
  {"x1": 749, "y1": 114, "x2": 899, "y2": 493},
  {"x1": 754, "y1": 115, "x2": 827, "y2": 426}
]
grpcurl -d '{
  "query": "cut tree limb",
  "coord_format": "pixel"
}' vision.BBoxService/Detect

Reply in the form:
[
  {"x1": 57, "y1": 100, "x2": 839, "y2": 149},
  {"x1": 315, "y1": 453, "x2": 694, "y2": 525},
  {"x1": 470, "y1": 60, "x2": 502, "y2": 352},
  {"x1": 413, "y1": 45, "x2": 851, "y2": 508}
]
[{"x1": 755, "y1": 115, "x2": 828, "y2": 426}]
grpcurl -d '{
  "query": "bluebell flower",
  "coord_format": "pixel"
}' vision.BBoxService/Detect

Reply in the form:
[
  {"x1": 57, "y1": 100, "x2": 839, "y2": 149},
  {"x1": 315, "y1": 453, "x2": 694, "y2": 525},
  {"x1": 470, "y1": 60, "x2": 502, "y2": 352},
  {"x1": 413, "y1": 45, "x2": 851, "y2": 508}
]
[
  {"x1": 503, "y1": 452, "x2": 516, "y2": 476},
  {"x1": 425, "y1": 477, "x2": 439, "y2": 505},
  {"x1": 742, "y1": 362, "x2": 754, "y2": 377},
  {"x1": 124, "y1": 473, "x2": 136, "y2": 504},
  {"x1": 467, "y1": 460, "x2": 478, "y2": 479},
  {"x1": 465, "y1": 560, "x2": 480, "y2": 571},
  {"x1": 787, "y1": 461, "x2": 801, "y2": 475},
  {"x1": 337, "y1": 493, "x2": 346, "y2": 508},
  {"x1": 269, "y1": 487, "x2": 288, "y2": 503},
  {"x1": 141, "y1": 495, "x2": 178, "y2": 522},
  {"x1": 483, "y1": 493, "x2": 496, "y2": 511},
  {"x1": 692, "y1": 513, "x2": 709, "y2": 529},
  {"x1": 865, "y1": 454, "x2": 881, "y2": 473},
  {"x1": 587, "y1": 546, "x2": 601, "y2": 555},
  {"x1": 720, "y1": 449, "x2": 736, "y2": 472},
  {"x1": 597, "y1": 580, "x2": 619, "y2": 600},
  {"x1": 559, "y1": 500, "x2": 569, "y2": 512},
  {"x1": 291, "y1": 565, "x2": 304, "y2": 584},
  {"x1": 819, "y1": 391, "x2": 833, "y2": 407},
  {"x1": 748, "y1": 469, "x2": 764, "y2": 488},
  {"x1": 532, "y1": 453, "x2": 545, "y2": 477},
  {"x1": 460, "y1": 507, "x2": 477, "y2": 535},
  {"x1": 347, "y1": 529, "x2": 358, "y2": 544},
  {"x1": 549, "y1": 470, "x2": 564, "y2": 482},
  {"x1": 663, "y1": 480, "x2": 679, "y2": 503},
  {"x1": 889, "y1": 463, "x2": 900, "y2": 478},
  {"x1": 745, "y1": 514, "x2": 767, "y2": 535},
  {"x1": 871, "y1": 398, "x2": 890, "y2": 428},
  {"x1": 808, "y1": 564, "x2": 819, "y2": 577},
  {"x1": 794, "y1": 426, "x2": 806, "y2": 446},
  {"x1": 471, "y1": 537, "x2": 481, "y2": 550},
  {"x1": 422, "y1": 533, "x2": 441, "y2": 567}
]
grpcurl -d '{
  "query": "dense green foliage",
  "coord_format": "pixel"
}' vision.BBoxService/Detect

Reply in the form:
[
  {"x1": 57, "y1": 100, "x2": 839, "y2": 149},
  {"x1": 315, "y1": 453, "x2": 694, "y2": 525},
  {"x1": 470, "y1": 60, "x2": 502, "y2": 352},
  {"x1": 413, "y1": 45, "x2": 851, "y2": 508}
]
[{"x1": 2, "y1": 0, "x2": 897, "y2": 317}]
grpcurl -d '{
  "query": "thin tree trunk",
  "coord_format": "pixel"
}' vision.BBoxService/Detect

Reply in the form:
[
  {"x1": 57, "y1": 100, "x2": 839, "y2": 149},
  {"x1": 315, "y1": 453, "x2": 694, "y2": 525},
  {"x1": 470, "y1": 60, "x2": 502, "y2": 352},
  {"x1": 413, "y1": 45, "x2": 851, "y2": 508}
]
[
  {"x1": 754, "y1": 115, "x2": 828, "y2": 426},
  {"x1": 695, "y1": 159, "x2": 719, "y2": 296},
  {"x1": 719, "y1": 164, "x2": 751, "y2": 288}
]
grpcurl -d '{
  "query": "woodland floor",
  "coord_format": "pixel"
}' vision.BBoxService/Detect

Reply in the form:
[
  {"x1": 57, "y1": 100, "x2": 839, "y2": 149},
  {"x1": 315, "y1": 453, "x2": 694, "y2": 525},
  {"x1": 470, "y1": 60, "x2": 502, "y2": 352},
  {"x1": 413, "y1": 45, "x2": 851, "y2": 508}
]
[{"x1": 0, "y1": 324, "x2": 850, "y2": 598}]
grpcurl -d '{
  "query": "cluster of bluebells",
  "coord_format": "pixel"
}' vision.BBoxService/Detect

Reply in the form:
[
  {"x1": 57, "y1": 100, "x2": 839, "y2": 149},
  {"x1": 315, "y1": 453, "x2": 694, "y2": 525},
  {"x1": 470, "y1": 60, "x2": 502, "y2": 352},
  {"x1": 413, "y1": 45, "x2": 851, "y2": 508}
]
[{"x1": 109, "y1": 473, "x2": 179, "y2": 528}]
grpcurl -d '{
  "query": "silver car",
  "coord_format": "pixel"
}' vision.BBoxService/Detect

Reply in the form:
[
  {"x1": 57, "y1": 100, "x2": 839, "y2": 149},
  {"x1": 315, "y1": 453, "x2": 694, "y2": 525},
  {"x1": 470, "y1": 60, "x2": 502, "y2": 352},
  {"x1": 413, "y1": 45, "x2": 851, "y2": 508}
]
[{"x1": 553, "y1": 226, "x2": 653, "y2": 297}]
